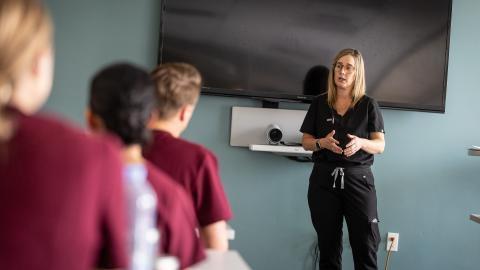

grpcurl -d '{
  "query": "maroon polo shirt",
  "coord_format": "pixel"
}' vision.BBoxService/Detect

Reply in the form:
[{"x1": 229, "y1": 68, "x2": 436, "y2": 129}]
[
  {"x1": 144, "y1": 130, "x2": 233, "y2": 227},
  {"x1": 0, "y1": 110, "x2": 127, "y2": 270},
  {"x1": 145, "y1": 162, "x2": 205, "y2": 269}
]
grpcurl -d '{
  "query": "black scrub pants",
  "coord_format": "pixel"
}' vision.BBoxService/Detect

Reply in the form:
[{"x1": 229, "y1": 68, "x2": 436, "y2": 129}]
[{"x1": 308, "y1": 162, "x2": 380, "y2": 270}]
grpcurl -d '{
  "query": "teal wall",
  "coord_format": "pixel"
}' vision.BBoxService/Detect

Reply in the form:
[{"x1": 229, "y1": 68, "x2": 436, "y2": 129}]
[{"x1": 45, "y1": 0, "x2": 480, "y2": 269}]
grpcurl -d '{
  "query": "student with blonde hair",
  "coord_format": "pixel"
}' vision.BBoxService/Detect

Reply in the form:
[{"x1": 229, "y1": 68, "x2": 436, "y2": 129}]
[
  {"x1": 0, "y1": 1, "x2": 128, "y2": 269},
  {"x1": 145, "y1": 63, "x2": 233, "y2": 251}
]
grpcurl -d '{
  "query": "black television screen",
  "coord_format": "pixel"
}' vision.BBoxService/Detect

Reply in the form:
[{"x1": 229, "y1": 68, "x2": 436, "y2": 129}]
[{"x1": 159, "y1": 0, "x2": 451, "y2": 112}]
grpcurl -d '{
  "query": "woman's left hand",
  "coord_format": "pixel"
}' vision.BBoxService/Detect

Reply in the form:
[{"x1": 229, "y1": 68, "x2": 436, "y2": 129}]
[{"x1": 344, "y1": 134, "x2": 363, "y2": 157}]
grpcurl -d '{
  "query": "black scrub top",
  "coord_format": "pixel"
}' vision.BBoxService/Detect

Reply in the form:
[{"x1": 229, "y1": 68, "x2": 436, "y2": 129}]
[{"x1": 300, "y1": 93, "x2": 385, "y2": 167}]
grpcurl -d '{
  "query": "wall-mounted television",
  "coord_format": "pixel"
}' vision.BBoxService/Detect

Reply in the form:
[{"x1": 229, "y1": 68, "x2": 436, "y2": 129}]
[{"x1": 158, "y1": 0, "x2": 451, "y2": 113}]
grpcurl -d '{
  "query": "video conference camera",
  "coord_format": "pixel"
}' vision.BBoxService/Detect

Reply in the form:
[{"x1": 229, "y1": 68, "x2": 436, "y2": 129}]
[{"x1": 266, "y1": 124, "x2": 283, "y2": 145}]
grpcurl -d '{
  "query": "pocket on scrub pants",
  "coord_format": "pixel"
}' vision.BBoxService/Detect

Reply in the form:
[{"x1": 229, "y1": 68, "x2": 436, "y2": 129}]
[
  {"x1": 308, "y1": 164, "x2": 333, "y2": 188},
  {"x1": 369, "y1": 218, "x2": 381, "y2": 251}
]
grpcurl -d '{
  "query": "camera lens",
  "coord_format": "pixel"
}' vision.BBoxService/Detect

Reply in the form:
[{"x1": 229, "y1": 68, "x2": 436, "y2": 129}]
[
  {"x1": 268, "y1": 129, "x2": 282, "y2": 143},
  {"x1": 266, "y1": 124, "x2": 283, "y2": 144}
]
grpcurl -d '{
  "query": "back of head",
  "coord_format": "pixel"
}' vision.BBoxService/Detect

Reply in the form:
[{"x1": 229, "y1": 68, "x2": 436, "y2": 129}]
[
  {"x1": 89, "y1": 63, "x2": 156, "y2": 146},
  {"x1": 151, "y1": 63, "x2": 202, "y2": 120},
  {"x1": 0, "y1": 0, "x2": 52, "y2": 140}
]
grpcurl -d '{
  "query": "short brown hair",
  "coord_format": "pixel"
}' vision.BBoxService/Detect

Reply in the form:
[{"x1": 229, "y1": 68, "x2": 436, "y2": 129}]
[{"x1": 151, "y1": 63, "x2": 202, "y2": 120}]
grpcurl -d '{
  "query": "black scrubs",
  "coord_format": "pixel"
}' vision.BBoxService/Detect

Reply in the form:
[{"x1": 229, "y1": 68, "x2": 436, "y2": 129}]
[{"x1": 300, "y1": 93, "x2": 385, "y2": 270}]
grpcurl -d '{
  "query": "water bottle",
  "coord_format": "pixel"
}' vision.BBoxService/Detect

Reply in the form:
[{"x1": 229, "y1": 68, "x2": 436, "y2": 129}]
[{"x1": 124, "y1": 164, "x2": 159, "y2": 270}]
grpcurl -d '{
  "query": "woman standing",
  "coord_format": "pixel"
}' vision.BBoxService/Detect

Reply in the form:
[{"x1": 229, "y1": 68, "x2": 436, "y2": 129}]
[{"x1": 301, "y1": 48, "x2": 385, "y2": 270}]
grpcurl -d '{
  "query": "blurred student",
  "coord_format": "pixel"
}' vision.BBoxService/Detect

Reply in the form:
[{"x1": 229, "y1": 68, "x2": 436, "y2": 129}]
[
  {"x1": 87, "y1": 63, "x2": 205, "y2": 269},
  {"x1": 0, "y1": 1, "x2": 127, "y2": 269},
  {"x1": 145, "y1": 63, "x2": 233, "y2": 251}
]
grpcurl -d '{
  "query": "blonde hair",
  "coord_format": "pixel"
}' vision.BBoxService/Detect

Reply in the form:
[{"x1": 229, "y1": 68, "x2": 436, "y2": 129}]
[
  {"x1": 0, "y1": 0, "x2": 52, "y2": 140},
  {"x1": 327, "y1": 48, "x2": 366, "y2": 108},
  {"x1": 151, "y1": 63, "x2": 202, "y2": 120}
]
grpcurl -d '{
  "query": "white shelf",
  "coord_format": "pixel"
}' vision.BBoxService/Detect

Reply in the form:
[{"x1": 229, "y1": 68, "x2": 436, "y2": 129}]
[
  {"x1": 470, "y1": 214, "x2": 480, "y2": 224},
  {"x1": 249, "y1": 144, "x2": 312, "y2": 157}
]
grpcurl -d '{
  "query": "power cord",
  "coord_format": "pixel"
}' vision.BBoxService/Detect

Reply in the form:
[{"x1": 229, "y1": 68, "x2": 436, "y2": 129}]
[
  {"x1": 384, "y1": 236, "x2": 395, "y2": 270},
  {"x1": 279, "y1": 141, "x2": 302, "y2": 146}
]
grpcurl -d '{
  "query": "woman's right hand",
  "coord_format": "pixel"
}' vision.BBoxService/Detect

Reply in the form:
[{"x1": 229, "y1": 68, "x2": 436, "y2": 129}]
[{"x1": 319, "y1": 130, "x2": 343, "y2": 154}]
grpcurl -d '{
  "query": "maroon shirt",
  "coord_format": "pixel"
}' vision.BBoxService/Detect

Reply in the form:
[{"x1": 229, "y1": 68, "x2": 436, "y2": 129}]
[
  {"x1": 145, "y1": 162, "x2": 205, "y2": 269},
  {"x1": 144, "y1": 130, "x2": 233, "y2": 227},
  {"x1": 0, "y1": 110, "x2": 127, "y2": 270}
]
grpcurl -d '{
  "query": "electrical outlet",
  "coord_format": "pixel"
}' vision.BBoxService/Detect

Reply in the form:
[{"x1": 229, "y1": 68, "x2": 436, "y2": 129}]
[{"x1": 386, "y1": 232, "x2": 399, "y2": 252}]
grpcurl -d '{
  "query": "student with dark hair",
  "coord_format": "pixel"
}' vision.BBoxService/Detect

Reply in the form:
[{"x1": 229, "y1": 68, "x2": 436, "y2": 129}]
[
  {"x1": 0, "y1": 1, "x2": 128, "y2": 269},
  {"x1": 86, "y1": 62, "x2": 205, "y2": 269},
  {"x1": 145, "y1": 63, "x2": 233, "y2": 251}
]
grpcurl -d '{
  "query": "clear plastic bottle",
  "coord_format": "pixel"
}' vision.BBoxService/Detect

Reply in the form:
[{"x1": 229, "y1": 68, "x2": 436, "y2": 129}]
[{"x1": 124, "y1": 164, "x2": 159, "y2": 270}]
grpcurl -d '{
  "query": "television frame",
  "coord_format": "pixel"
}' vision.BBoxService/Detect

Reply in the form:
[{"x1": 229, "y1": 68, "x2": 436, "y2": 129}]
[{"x1": 157, "y1": 0, "x2": 452, "y2": 113}]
